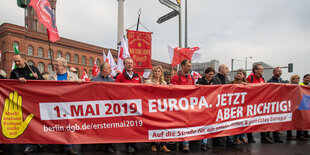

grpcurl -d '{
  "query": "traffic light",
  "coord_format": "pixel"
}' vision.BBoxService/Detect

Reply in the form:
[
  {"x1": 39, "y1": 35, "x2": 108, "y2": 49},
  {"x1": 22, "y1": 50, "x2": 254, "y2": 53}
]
[
  {"x1": 17, "y1": 0, "x2": 31, "y2": 8},
  {"x1": 288, "y1": 63, "x2": 293, "y2": 73}
]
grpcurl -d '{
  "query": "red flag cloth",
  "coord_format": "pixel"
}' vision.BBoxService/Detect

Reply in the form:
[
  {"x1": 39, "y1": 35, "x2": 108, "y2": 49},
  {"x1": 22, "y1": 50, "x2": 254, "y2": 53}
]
[
  {"x1": 168, "y1": 46, "x2": 202, "y2": 66},
  {"x1": 191, "y1": 70, "x2": 202, "y2": 83},
  {"x1": 81, "y1": 69, "x2": 90, "y2": 81},
  {"x1": 0, "y1": 80, "x2": 310, "y2": 144},
  {"x1": 29, "y1": 0, "x2": 60, "y2": 42},
  {"x1": 92, "y1": 58, "x2": 99, "y2": 77},
  {"x1": 127, "y1": 30, "x2": 152, "y2": 69}
]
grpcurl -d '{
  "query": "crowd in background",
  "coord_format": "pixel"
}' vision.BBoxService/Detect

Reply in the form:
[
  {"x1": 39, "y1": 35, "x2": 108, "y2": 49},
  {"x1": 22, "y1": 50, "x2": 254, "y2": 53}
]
[{"x1": 0, "y1": 53, "x2": 309, "y2": 154}]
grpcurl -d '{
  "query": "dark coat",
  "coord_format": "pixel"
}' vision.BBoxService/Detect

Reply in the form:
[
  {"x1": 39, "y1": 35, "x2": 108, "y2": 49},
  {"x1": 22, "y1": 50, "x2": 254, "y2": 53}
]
[
  {"x1": 267, "y1": 76, "x2": 289, "y2": 83},
  {"x1": 212, "y1": 73, "x2": 230, "y2": 85},
  {"x1": 10, "y1": 64, "x2": 43, "y2": 80},
  {"x1": 196, "y1": 76, "x2": 213, "y2": 85}
]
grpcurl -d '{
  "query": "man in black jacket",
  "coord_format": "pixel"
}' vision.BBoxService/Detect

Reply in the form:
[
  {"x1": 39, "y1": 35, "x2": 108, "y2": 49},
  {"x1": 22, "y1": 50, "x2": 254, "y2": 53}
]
[
  {"x1": 266, "y1": 67, "x2": 287, "y2": 143},
  {"x1": 212, "y1": 64, "x2": 230, "y2": 85},
  {"x1": 212, "y1": 64, "x2": 240, "y2": 147},
  {"x1": 10, "y1": 54, "x2": 43, "y2": 82},
  {"x1": 10, "y1": 54, "x2": 43, "y2": 154}
]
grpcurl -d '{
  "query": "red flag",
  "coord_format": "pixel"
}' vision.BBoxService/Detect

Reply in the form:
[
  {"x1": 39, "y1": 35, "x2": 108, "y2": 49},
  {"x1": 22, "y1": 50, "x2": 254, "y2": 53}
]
[
  {"x1": 168, "y1": 46, "x2": 202, "y2": 66},
  {"x1": 117, "y1": 36, "x2": 130, "y2": 72},
  {"x1": 29, "y1": 0, "x2": 60, "y2": 42},
  {"x1": 81, "y1": 69, "x2": 90, "y2": 81},
  {"x1": 92, "y1": 58, "x2": 99, "y2": 77},
  {"x1": 191, "y1": 70, "x2": 202, "y2": 83}
]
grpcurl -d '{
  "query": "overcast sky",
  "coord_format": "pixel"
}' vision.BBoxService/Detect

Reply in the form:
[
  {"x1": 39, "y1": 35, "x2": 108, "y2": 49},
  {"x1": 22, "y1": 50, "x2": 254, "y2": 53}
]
[{"x1": 1, "y1": 0, "x2": 309, "y2": 80}]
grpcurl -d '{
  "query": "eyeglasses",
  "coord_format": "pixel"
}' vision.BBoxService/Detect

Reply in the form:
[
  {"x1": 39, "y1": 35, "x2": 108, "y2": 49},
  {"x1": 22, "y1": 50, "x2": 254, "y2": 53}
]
[{"x1": 72, "y1": 71, "x2": 77, "y2": 73}]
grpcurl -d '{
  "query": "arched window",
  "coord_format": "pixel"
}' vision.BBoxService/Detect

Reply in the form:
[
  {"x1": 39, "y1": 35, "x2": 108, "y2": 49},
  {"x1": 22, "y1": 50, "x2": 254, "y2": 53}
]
[
  {"x1": 74, "y1": 54, "x2": 79, "y2": 64},
  {"x1": 48, "y1": 49, "x2": 53, "y2": 59},
  {"x1": 96, "y1": 59, "x2": 101, "y2": 66},
  {"x1": 38, "y1": 62, "x2": 45, "y2": 73},
  {"x1": 89, "y1": 57, "x2": 93, "y2": 66},
  {"x1": 66, "y1": 53, "x2": 71, "y2": 62},
  {"x1": 28, "y1": 45, "x2": 33, "y2": 56},
  {"x1": 13, "y1": 42, "x2": 19, "y2": 51},
  {"x1": 27, "y1": 60, "x2": 34, "y2": 66},
  {"x1": 82, "y1": 56, "x2": 86, "y2": 65},
  {"x1": 48, "y1": 63, "x2": 53, "y2": 73},
  {"x1": 38, "y1": 47, "x2": 43, "y2": 57},
  {"x1": 57, "y1": 51, "x2": 62, "y2": 58}
]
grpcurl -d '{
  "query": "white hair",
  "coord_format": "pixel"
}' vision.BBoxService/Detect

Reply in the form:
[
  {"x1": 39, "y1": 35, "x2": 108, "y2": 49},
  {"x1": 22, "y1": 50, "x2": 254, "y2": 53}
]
[{"x1": 55, "y1": 57, "x2": 67, "y2": 67}]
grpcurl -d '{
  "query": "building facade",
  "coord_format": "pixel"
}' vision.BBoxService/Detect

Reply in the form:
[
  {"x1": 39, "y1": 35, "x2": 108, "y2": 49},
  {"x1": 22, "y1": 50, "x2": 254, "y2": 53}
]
[
  {"x1": 0, "y1": 23, "x2": 171, "y2": 78},
  {"x1": 191, "y1": 59, "x2": 220, "y2": 75}
]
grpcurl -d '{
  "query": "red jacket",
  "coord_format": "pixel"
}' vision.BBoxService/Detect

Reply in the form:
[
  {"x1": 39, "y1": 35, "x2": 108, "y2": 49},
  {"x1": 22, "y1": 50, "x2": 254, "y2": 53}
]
[
  {"x1": 171, "y1": 72, "x2": 194, "y2": 85},
  {"x1": 246, "y1": 73, "x2": 265, "y2": 83},
  {"x1": 115, "y1": 70, "x2": 141, "y2": 83}
]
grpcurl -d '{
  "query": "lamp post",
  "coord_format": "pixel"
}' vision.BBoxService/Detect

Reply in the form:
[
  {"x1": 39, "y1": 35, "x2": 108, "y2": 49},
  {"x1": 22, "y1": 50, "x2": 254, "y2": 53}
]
[{"x1": 245, "y1": 56, "x2": 252, "y2": 74}]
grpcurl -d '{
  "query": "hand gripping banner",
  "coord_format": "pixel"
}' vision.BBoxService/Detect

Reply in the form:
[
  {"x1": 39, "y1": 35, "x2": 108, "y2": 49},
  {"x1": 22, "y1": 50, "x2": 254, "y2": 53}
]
[{"x1": 0, "y1": 80, "x2": 309, "y2": 144}]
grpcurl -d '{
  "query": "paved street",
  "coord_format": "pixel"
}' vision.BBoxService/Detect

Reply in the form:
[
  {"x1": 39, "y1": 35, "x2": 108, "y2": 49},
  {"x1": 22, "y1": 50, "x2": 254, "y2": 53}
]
[{"x1": 1, "y1": 132, "x2": 309, "y2": 155}]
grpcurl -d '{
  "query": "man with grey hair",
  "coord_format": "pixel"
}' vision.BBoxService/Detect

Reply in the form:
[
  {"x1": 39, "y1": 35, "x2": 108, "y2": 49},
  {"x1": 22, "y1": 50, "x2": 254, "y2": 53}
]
[
  {"x1": 48, "y1": 57, "x2": 80, "y2": 155},
  {"x1": 91, "y1": 62, "x2": 114, "y2": 82},
  {"x1": 211, "y1": 64, "x2": 239, "y2": 147},
  {"x1": 48, "y1": 57, "x2": 80, "y2": 82},
  {"x1": 90, "y1": 62, "x2": 114, "y2": 152},
  {"x1": 212, "y1": 64, "x2": 230, "y2": 85}
]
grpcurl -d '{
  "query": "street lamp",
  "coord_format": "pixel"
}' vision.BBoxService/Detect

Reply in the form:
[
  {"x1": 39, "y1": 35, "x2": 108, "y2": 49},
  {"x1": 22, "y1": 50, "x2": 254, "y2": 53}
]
[{"x1": 245, "y1": 56, "x2": 252, "y2": 73}]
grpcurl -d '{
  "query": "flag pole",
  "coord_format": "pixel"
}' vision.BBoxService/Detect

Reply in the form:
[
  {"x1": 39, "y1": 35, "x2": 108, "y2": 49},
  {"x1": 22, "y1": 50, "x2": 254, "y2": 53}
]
[
  {"x1": 25, "y1": 62, "x2": 35, "y2": 75},
  {"x1": 47, "y1": 31, "x2": 54, "y2": 71},
  {"x1": 136, "y1": 9, "x2": 141, "y2": 31}
]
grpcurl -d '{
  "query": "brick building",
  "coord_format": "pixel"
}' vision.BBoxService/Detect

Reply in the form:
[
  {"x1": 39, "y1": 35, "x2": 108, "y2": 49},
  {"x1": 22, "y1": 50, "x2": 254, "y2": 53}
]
[{"x1": 0, "y1": 23, "x2": 171, "y2": 78}]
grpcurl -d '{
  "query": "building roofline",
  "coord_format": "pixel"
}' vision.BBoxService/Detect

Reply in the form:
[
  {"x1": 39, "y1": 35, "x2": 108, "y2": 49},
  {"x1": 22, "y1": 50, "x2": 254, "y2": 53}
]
[{"x1": 0, "y1": 22, "x2": 171, "y2": 68}]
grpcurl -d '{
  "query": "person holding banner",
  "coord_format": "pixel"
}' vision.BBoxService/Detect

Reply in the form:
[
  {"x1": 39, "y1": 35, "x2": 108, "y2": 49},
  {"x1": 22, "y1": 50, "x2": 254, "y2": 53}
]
[
  {"x1": 115, "y1": 57, "x2": 141, "y2": 153},
  {"x1": 230, "y1": 69, "x2": 248, "y2": 145},
  {"x1": 144, "y1": 65, "x2": 171, "y2": 153},
  {"x1": 10, "y1": 54, "x2": 44, "y2": 153},
  {"x1": 48, "y1": 57, "x2": 80, "y2": 155},
  {"x1": 163, "y1": 71, "x2": 172, "y2": 84},
  {"x1": 267, "y1": 67, "x2": 286, "y2": 143},
  {"x1": 196, "y1": 67, "x2": 215, "y2": 150},
  {"x1": 90, "y1": 62, "x2": 115, "y2": 152},
  {"x1": 115, "y1": 57, "x2": 142, "y2": 83},
  {"x1": 212, "y1": 64, "x2": 240, "y2": 147},
  {"x1": 196, "y1": 67, "x2": 215, "y2": 85},
  {"x1": 287, "y1": 74, "x2": 301, "y2": 140},
  {"x1": 170, "y1": 59, "x2": 194, "y2": 153},
  {"x1": 91, "y1": 62, "x2": 114, "y2": 82},
  {"x1": 10, "y1": 54, "x2": 44, "y2": 82},
  {"x1": 246, "y1": 64, "x2": 273, "y2": 144},
  {"x1": 297, "y1": 74, "x2": 310, "y2": 140}
]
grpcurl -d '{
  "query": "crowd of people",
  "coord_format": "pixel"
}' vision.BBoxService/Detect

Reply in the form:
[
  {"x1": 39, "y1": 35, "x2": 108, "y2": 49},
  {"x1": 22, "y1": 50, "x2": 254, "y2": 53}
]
[{"x1": 0, "y1": 53, "x2": 309, "y2": 154}]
